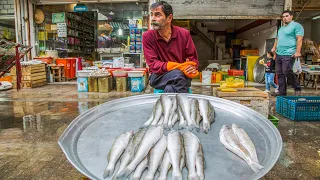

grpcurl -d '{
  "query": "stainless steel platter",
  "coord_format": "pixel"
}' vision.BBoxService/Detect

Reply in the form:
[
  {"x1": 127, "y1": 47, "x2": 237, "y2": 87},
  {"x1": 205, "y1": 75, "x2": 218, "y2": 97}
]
[
  {"x1": 58, "y1": 94, "x2": 282, "y2": 180},
  {"x1": 253, "y1": 55, "x2": 267, "y2": 83}
]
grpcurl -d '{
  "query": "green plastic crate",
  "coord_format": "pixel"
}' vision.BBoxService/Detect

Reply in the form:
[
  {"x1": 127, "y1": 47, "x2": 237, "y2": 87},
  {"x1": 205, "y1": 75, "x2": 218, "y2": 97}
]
[{"x1": 268, "y1": 114, "x2": 279, "y2": 127}]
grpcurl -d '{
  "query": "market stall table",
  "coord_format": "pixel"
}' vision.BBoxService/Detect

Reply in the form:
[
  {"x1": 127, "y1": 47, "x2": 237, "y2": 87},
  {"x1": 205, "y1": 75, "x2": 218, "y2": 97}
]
[{"x1": 300, "y1": 65, "x2": 320, "y2": 90}]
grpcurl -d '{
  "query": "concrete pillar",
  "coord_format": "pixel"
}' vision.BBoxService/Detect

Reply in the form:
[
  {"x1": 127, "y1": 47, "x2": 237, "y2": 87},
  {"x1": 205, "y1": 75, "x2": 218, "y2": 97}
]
[{"x1": 284, "y1": 0, "x2": 292, "y2": 10}]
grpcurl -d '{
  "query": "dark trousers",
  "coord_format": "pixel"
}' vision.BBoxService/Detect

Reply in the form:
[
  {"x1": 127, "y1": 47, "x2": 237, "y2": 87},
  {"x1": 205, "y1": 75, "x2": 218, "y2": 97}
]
[
  {"x1": 149, "y1": 69, "x2": 191, "y2": 93},
  {"x1": 275, "y1": 54, "x2": 301, "y2": 95}
]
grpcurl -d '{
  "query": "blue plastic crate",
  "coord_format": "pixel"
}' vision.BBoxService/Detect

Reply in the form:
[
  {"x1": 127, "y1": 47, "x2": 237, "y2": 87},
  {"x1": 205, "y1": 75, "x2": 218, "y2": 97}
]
[{"x1": 276, "y1": 96, "x2": 320, "y2": 121}]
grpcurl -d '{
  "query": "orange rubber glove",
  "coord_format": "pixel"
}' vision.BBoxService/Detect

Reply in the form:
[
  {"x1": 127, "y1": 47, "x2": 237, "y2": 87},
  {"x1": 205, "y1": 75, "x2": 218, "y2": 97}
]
[{"x1": 167, "y1": 61, "x2": 199, "y2": 78}]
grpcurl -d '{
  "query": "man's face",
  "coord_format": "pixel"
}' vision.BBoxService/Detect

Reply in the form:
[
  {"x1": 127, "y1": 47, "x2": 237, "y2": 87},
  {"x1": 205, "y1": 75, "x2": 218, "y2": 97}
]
[
  {"x1": 150, "y1": 6, "x2": 172, "y2": 30},
  {"x1": 282, "y1": 13, "x2": 293, "y2": 24}
]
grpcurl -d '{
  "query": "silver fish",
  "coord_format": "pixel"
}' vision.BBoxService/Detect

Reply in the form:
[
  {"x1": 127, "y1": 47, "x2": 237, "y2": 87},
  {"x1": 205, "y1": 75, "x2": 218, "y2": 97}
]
[
  {"x1": 143, "y1": 113, "x2": 154, "y2": 127},
  {"x1": 157, "y1": 116, "x2": 165, "y2": 126},
  {"x1": 103, "y1": 130, "x2": 134, "y2": 178},
  {"x1": 151, "y1": 99, "x2": 163, "y2": 126},
  {"x1": 118, "y1": 126, "x2": 164, "y2": 178},
  {"x1": 219, "y1": 125, "x2": 264, "y2": 172},
  {"x1": 180, "y1": 142, "x2": 186, "y2": 171},
  {"x1": 231, "y1": 124, "x2": 261, "y2": 164},
  {"x1": 177, "y1": 94, "x2": 199, "y2": 131},
  {"x1": 195, "y1": 144, "x2": 205, "y2": 180},
  {"x1": 114, "y1": 128, "x2": 147, "y2": 178},
  {"x1": 178, "y1": 107, "x2": 187, "y2": 130},
  {"x1": 160, "y1": 95, "x2": 173, "y2": 129},
  {"x1": 167, "y1": 131, "x2": 183, "y2": 180},
  {"x1": 111, "y1": 159, "x2": 121, "y2": 180},
  {"x1": 198, "y1": 99, "x2": 214, "y2": 134},
  {"x1": 190, "y1": 99, "x2": 202, "y2": 129},
  {"x1": 169, "y1": 112, "x2": 179, "y2": 129},
  {"x1": 130, "y1": 156, "x2": 148, "y2": 180},
  {"x1": 182, "y1": 131, "x2": 200, "y2": 180},
  {"x1": 144, "y1": 135, "x2": 167, "y2": 180},
  {"x1": 168, "y1": 97, "x2": 178, "y2": 127},
  {"x1": 158, "y1": 151, "x2": 171, "y2": 180}
]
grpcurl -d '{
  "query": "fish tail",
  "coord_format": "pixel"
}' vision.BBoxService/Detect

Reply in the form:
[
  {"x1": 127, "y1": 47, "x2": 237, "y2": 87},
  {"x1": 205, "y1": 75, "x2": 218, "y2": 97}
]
[
  {"x1": 117, "y1": 166, "x2": 134, "y2": 178},
  {"x1": 188, "y1": 123, "x2": 200, "y2": 131},
  {"x1": 202, "y1": 122, "x2": 210, "y2": 133},
  {"x1": 188, "y1": 174, "x2": 200, "y2": 180},
  {"x1": 248, "y1": 161, "x2": 264, "y2": 172},
  {"x1": 178, "y1": 122, "x2": 188, "y2": 130},
  {"x1": 172, "y1": 172, "x2": 182, "y2": 180},
  {"x1": 103, "y1": 165, "x2": 115, "y2": 179}
]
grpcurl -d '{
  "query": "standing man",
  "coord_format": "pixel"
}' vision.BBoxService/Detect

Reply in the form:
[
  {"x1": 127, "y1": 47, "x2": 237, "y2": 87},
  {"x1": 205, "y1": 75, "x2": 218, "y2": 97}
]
[
  {"x1": 142, "y1": 1, "x2": 199, "y2": 93},
  {"x1": 272, "y1": 10, "x2": 304, "y2": 96}
]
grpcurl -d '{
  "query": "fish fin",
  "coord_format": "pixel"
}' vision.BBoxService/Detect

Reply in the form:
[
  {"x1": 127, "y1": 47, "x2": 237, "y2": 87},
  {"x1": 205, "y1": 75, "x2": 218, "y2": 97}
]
[
  {"x1": 103, "y1": 165, "x2": 115, "y2": 179},
  {"x1": 248, "y1": 161, "x2": 264, "y2": 172}
]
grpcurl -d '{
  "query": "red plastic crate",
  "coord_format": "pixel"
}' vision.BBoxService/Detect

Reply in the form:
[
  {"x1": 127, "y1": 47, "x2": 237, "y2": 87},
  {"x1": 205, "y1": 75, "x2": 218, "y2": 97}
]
[{"x1": 228, "y1": 69, "x2": 244, "y2": 76}]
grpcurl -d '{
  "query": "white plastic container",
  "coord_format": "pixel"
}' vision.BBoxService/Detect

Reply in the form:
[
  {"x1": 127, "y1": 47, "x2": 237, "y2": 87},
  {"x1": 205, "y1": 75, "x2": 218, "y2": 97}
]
[
  {"x1": 112, "y1": 70, "x2": 128, "y2": 77},
  {"x1": 128, "y1": 71, "x2": 144, "y2": 77},
  {"x1": 77, "y1": 70, "x2": 94, "y2": 77},
  {"x1": 202, "y1": 71, "x2": 212, "y2": 84}
]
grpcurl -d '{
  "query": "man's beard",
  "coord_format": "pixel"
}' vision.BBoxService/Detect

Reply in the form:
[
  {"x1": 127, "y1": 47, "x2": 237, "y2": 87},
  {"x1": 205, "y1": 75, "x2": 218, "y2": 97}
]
[{"x1": 151, "y1": 22, "x2": 162, "y2": 30}]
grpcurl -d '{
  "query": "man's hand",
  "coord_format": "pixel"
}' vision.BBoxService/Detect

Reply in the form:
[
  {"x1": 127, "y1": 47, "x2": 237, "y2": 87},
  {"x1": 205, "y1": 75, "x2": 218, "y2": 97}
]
[
  {"x1": 184, "y1": 65, "x2": 197, "y2": 74},
  {"x1": 292, "y1": 52, "x2": 301, "y2": 58},
  {"x1": 271, "y1": 47, "x2": 276, "y2": 53}
]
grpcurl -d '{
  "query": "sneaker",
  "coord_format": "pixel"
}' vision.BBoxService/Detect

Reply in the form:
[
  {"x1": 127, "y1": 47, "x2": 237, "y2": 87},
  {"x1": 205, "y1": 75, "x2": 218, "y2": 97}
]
[{"x1": 264, "y1": 90, "x2": 270, "y2": 93}]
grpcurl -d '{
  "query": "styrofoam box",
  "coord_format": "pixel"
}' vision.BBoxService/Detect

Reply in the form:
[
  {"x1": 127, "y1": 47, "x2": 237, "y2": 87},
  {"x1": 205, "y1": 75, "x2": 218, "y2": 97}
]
[{"x1": 128, "y1": 71, "x2": 144, "y2": 77}]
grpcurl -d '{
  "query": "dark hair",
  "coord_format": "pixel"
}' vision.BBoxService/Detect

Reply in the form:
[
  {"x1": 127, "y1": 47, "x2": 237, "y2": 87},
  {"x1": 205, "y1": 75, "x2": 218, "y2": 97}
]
[
  {"x1": 150, "y1": 1, "x2": 173, "y2": 18},
  {"x1": 267, "y1": 51, "x2": 274, "y2": 57},
  {"x1": 282, "y1": 10, "x2": 293, "y2": 16}
]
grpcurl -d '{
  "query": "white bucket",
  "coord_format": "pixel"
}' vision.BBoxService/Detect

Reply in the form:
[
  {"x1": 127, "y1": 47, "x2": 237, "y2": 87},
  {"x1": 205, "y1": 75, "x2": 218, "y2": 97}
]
[{"x1": 202, "y1": 71, "x2": 212, "y2": 84}]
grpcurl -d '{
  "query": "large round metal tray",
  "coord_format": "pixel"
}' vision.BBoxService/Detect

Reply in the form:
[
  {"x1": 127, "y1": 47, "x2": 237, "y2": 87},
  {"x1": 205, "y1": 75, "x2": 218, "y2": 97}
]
[
  {"x1": 253, "y1": 55, "x2": 267, "y2": 83},
  {"x1": 58, "y1": 94, "x2": 282, "y2": 180}
]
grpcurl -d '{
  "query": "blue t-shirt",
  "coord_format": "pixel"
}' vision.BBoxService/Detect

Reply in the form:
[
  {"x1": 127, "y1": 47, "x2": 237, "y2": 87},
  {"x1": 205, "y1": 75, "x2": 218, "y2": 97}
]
[{"x1": 276, "y1": 21, "x2": 304, "y2": 56}]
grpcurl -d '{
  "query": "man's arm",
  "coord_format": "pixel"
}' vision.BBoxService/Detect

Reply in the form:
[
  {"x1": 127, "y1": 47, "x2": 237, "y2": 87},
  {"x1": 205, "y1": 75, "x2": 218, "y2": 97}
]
[
  {"x1": 293, "y1": 35, "x2": 303, "y2": 58},
  {"x1": 184, "y1": 32, "x2": 199, "y2": 74},
  {"x1": 185, "y1": 33, "x2": 198, "y2": 67},
  {"x1": 142, "y1": 33, "x2": 167, "y2": 74}
]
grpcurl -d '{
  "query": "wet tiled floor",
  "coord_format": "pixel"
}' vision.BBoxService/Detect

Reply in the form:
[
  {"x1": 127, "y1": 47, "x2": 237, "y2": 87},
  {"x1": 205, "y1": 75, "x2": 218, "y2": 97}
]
[{"x1": 0, "y1": 84, "x2": 319, "y2": 180}]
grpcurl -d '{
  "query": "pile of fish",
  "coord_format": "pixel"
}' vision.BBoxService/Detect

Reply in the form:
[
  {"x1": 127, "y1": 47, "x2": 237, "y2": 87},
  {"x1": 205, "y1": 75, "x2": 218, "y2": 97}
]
[
  {"x1": 219, "y1": 124, "x2": 264, "y2": 172},
  {"x1": 143, "y1": 94, "x2": 215, "y2": 134},
  {"x1": 103, "y1": 95, "x2": 264, "y2": 180},
  {"x1": 103, "y1": 126, "x2": 205, "y2": 180}
]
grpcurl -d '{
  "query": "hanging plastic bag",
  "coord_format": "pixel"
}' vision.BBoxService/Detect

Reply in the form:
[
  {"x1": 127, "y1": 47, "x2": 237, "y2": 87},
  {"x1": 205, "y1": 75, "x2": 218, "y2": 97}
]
[{"x1": 293, "y1": 58, "x2": 302, "y2": 74}]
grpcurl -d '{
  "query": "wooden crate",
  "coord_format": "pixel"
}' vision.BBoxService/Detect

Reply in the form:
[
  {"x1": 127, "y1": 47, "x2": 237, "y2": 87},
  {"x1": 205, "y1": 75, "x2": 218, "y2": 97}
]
[
  {"x1": 213, "y1": 87, "x2": 269, "y2": 117},
  {"x1": 215, "y1": 87, "x2": 269, "y2": 98},
  {"x1": 12, "y1": 72, "x2": 46, "y2": 81},
  {"x1": 11, "y1": 64, "x2": 46, "y2": 75},
  {"x1": 12, "y1": 78, "x2": 47, "y2": 88}
]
